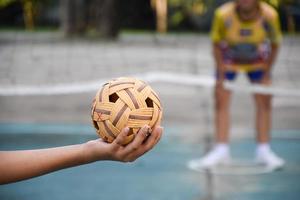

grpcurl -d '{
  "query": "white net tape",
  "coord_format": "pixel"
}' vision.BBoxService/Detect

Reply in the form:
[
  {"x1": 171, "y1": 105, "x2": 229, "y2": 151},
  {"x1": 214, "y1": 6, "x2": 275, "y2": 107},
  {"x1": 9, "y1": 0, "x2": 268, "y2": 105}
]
[{"x1": 0, "y1": 71, "x2": 300, "y2": 97}]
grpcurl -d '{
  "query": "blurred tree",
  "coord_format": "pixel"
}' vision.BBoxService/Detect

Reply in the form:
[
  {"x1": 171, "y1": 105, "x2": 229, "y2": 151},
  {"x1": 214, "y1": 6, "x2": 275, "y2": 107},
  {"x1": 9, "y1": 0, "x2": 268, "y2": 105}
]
[
  {"x1": 0, "y1": 0, "x2": 16, "y2": 7},
  {"x1": 22, "y1": 0, "x2": 34, "y2": 30},
  {"x1": 1, "y1": 0, "x2": 300, "y2": 32},
  {"x1": 0, "y1": 0, "x2": 56, "y2": 30},
  {"x1": 60, "y1": 0, "x2": 86, "y2": 35},
  {"x1": 93, "y1": 0, "x2": 120, "y2": 38},
  {"x1": 60, "y1": 0, "x2": 120, "y2": 38},
  {"x1": 60, "y1": 0, "x2": 80, "y2": 36},
  {"x1": 262, "y1": 0, "x2": 300, "y2": 33},
  {"x1": 151, "y1": 0, "x2": 168, "y2": 33},
  {"x1": 168, "y1": 0, "x2": 227, "y2": 31},
  {"x1": 280, "y1": 0, "x2": 300, "y2": 33},
  {"x1": 169, "y1": 0, "x2": 300, "y2": 32},
  {"x1": 119, "y1": 0, "x2": 155, "y2": 30},
  {"x1": 0, "y1": 0, "x2": 34, "y2": 30}
]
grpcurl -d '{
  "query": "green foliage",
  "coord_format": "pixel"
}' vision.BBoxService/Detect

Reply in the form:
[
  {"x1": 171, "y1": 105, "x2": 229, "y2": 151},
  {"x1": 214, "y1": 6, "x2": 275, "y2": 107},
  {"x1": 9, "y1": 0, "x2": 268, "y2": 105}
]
[
  {"x1": 262, "y1": 0, "x2": 299, "y2": 8},
  {"x1": 170, "y1": 12, "x2": 184, "y2": 26},
  {"x1": 0, "y1": 0, "x2": 16, "y2": 8},
  {"x1": 263, "y1": 0, "x2": 280, "y2": 8},
  {"x1": 168, "y1": 0, "x2": 213, "y2": 27}
]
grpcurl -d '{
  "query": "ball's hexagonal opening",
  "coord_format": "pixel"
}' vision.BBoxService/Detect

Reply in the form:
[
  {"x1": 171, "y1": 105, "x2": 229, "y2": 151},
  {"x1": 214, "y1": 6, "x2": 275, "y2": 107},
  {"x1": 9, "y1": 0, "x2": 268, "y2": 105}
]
[
  {"x1": 145, "y1": 97, "x2": 153, "y2": 107},
  {"x1": 109, "y1": 93, "x2": 119, "y2": 103}
]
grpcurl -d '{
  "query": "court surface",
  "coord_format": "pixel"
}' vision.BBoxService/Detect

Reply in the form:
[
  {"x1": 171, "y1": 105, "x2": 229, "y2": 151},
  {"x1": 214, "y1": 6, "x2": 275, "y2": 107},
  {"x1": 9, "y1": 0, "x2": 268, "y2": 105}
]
[
  {"x1": 0, "y1": 32, "x2": 300, "y2": 200},
  {"x1": 0, "y1": 124, "x2": 299, "y2": 200}
]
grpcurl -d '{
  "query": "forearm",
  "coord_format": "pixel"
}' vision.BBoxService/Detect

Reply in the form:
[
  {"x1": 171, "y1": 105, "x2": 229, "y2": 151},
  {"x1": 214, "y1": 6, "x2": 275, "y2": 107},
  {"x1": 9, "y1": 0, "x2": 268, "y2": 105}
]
[
  {"x1": 0, "y1": 143, "x2": 95, "y2": 184},
  {"x1": 265, "y1": 43, "x2": 279, "y2": 73},
  {"x1": 213, "y1": 43, "x2": 224, "y2": 70},
  {"x1": 213, "y1": 43, "x2": 225, "y2": 81},
  {"x1": 0, "y1": 125, "x2": 163, "y2": 185}
]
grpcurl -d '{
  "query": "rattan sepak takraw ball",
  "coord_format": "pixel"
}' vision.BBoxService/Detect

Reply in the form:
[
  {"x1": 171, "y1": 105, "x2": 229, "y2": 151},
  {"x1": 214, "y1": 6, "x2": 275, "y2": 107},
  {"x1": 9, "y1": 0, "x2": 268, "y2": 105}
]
[{"x1": 91, "y1": 77, "x2": 162, "y2": 145}]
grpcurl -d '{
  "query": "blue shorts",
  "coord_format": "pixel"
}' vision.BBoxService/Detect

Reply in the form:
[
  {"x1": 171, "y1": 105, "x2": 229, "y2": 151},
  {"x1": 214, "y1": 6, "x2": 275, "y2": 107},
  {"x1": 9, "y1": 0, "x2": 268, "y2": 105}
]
[{"x1": 217, "y1": 70, "x2": 265, "y2": 82}]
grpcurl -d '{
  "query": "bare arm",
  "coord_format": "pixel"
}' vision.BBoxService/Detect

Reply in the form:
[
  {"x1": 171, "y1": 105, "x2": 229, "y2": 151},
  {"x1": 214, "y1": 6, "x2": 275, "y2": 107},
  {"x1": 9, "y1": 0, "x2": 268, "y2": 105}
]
[
  {"x1": 265, "y1": 43, "x2": 279, "y2": 76},
  {"x1": 0, "y1": 125, "x2": 163, "y2": 185},
  {"x1": 213, "y1": 42, "x2": 225, "y2": 82},
  {"x1": 260, "y1": 43, "x2": 279, "y2": 83}
]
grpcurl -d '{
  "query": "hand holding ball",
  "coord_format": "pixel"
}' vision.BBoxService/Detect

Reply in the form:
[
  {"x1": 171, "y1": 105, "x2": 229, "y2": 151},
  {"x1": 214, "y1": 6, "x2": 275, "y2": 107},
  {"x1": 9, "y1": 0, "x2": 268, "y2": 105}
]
[{"x1": 91, "y1": 77, "x2": 162, "y2": 145}]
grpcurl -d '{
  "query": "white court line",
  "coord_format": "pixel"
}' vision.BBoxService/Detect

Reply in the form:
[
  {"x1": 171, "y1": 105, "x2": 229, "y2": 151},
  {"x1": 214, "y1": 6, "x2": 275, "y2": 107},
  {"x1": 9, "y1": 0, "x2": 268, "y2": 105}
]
[
  {"x1": 187, "y1": 160, "x2": 275, "y2": 175},
  {"x1": 0, "y1": 71, "x2": 300, "y2": 97}
]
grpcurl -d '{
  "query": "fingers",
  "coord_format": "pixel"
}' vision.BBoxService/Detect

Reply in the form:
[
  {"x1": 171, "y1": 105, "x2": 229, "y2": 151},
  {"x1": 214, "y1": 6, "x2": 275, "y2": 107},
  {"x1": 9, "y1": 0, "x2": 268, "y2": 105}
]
[
  {"x1": 123, "y1": 125, "x2": 151, "y2": 155},
  {"x1": 124, "y1": 126, "x2": 163, "y2": 161},
  {"x1": 112, "y1": 127, "x2": 129, "y2": 147},
  {"x1": 142, "y1": 126, "x2": 163, "y2": 151},
  {"x1": 109, "y1": 125, "x2": 163, "y2": 162}
]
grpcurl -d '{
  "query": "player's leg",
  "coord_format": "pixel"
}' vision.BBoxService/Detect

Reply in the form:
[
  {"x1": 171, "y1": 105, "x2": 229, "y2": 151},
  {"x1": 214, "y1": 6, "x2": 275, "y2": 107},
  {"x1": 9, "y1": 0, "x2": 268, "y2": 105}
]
[
  {"x1": 188, "y1": 71, "x2": 235, "y2": 169},
  {"x1": 254, "y1": 90, "x2": 271, "y2": 144},
  {"x1": 249, "y1": 70, "x2": 285, "y2": 170},
  {"x1": 215, "y1": 78, "x2": 232, "y2": 143}
]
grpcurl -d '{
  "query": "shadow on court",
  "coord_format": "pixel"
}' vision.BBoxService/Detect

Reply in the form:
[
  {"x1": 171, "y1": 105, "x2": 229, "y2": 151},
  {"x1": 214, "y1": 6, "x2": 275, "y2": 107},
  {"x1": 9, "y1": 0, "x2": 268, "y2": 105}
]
[{"x1": 0, "y1": 124, "x2": 299, "y2": 200}]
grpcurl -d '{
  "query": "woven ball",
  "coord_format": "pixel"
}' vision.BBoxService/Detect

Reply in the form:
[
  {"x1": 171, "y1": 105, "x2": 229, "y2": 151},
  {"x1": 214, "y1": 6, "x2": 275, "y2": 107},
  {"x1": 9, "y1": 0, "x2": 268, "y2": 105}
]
[{"x1": 91, "y1": 77, "x2": 162, "y2": 145}]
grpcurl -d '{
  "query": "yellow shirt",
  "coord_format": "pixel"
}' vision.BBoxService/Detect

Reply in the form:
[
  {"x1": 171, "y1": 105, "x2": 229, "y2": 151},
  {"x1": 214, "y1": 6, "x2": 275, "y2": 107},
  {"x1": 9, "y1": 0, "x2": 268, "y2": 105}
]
[{"x1": 210, "y1": 1, "x2": 282, "y2": 71}]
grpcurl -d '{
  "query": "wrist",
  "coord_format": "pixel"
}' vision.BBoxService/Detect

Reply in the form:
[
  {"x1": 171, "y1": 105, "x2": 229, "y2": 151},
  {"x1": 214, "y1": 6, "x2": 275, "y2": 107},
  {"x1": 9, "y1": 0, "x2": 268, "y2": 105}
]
[{"x1": 81, "y1": 141, "x2": 107, "y2": 163}]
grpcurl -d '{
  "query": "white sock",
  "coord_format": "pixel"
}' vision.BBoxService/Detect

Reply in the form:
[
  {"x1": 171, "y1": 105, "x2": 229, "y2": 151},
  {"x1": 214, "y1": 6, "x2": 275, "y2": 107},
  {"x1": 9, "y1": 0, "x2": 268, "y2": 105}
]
[
  {"x1": 256, "y1": 143, "x2": 271, "y2": 155},
  {"x1": 214, "y1": 143, "x2": 230, "y2": 154}
]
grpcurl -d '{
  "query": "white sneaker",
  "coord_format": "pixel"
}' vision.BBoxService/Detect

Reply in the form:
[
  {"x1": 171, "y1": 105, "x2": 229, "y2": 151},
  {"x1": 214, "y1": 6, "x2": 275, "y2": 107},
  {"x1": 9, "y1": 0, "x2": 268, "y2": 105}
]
[
  {"x1": 188, "y1": 145, "x2": 231, "y2": 170},
  {"x1": 256, "y1": 148, "x2": 285, "y2": 170}
]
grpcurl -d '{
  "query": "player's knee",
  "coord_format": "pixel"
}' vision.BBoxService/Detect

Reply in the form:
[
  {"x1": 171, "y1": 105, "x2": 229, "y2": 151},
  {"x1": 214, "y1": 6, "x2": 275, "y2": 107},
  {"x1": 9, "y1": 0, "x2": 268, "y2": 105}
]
[
  {"x1": 215, "y1": 91, "x2": 230, "y2": 110},
  {"x1": 263, "y1": 99, "x2": 271, "y2": 110},
  {"x1": 215, "y1": 96, "x2": 229, "y2": 111},
  {"x1": 256, "y1": 95, "x2": 271, "y2": 110}
]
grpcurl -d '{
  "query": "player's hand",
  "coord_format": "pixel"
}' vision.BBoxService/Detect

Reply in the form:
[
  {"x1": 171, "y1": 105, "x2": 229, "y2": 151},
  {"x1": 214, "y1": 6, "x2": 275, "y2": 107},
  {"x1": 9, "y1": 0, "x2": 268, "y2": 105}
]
[
  {"x1": 216, "y1": 63, "x2": 229, "y2": 85},
  {"x1": 83, "y1": 125, "x2": 163, "y2": 163},
  {"x1": 109, "y1": 125, "x2": 163, "y2": 162},
  {"x1": 216, "y1": 68, "x2": 227, "y2": 91},
  {"x1": 261, "y1": 71, "x2": 272, "y2": 86}
]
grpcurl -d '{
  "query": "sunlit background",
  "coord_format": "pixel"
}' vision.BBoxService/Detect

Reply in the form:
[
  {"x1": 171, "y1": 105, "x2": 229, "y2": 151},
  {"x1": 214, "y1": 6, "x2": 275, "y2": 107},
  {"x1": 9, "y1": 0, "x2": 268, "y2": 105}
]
[{"x1": 0, "y1": 0, "x2": 300, "y2": 199}]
